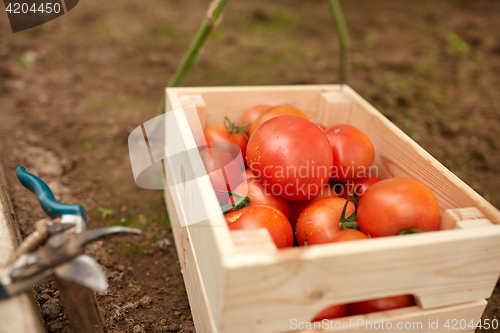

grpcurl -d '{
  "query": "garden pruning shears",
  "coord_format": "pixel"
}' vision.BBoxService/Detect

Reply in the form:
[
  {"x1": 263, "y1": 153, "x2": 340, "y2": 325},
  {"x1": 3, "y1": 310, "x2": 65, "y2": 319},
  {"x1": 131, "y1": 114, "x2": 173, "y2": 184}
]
[{"x1": 0, "y1": 167, "x2": 141, "y2": 300}]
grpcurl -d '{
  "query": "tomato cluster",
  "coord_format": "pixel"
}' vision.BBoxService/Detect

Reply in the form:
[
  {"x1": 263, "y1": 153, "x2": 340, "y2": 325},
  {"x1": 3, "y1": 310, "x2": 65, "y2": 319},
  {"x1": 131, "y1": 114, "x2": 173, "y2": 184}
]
[{"x1": 202, "y1": 103, "x2": 441, "y2": 317}]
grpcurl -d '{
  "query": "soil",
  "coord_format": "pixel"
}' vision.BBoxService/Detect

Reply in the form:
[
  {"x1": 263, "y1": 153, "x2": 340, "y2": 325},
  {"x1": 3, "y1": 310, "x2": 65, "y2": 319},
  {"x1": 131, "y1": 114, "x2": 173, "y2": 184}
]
[{"x1": 1, "y1": 0, "x2": 499, "y2": 332}]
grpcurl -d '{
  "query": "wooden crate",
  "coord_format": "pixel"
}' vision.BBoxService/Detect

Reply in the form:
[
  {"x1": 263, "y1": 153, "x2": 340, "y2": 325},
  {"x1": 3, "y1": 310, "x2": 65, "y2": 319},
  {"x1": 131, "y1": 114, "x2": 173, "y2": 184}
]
[{"x1": 164, "y1": 85, "x2": 500, "y2": 333}]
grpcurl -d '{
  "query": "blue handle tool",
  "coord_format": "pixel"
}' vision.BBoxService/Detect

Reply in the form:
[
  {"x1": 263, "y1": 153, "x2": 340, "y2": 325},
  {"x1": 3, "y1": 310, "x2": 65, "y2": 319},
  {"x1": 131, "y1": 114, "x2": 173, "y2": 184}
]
[{"x1": 16, "y1": 166, "x2": 87, "y2": 222}]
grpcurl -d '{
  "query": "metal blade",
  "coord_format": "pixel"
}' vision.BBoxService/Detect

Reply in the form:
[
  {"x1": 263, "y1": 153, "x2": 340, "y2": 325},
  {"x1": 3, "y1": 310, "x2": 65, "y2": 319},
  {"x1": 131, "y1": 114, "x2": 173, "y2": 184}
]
[
  {"x1": 81, "y1": 227, "x2": 142, "y2": 246},
  {"x1": 54, "y1": 255, "x2": 108, "y2": 292},
  {"x1": 46, "y1": 221, "x2": 75, "y2": 235}
]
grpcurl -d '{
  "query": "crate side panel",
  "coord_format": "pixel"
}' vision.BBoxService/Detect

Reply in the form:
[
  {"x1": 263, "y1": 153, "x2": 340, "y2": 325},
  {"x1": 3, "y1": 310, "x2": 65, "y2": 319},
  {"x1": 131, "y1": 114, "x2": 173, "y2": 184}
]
[
  {"x1": 166, "y1": 91, "x2": 234, "y2": 328},
  {"x1": 221, "y1": 228, "x2": 500, "y2": 333},
  {"x1": 181, "y1": 85, "x2": 341, "y2": 127},
  {"x1": 165, "y1": 188, "x2": 219, "y2": 333}
]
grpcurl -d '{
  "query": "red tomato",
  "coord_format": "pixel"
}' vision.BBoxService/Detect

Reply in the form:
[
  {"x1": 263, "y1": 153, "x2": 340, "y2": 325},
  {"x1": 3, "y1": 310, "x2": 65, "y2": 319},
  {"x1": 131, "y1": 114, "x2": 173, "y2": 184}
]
[
  {"x1": 289, "y1": 185, "x2": 338, "y2": 231},
  {"x1": 245, "y1": 168, "x2": 258, "y2": 180},
  {"x1": 314, "y1": 122, "x2": 327, "y2": 131},
  {"x1": 247, "y1": 116, "x2": 333, "y2": 201},
  {"x1": 227, "y1": 177, "x2": 290, "y2": 218},
  {"x1": 205, "y1": 118, "x2": 248, "y2": 159},
  {"x1": 249, "y1": 105, "x2": 309, "y2": 137},
  {"x1": 295, "y1": 197, "x2": 355, "y2": 246},
  {"x1": 237, "y1": 104, "x2": 271, "y2": 136},
  {"x1": 200, "y1": 147, "x2": 245, "y2": 203},
  {"x1": 357, "y1": 177, "x2": 441, "y2": 237},
  {"x1": 347, "y1": 295, "x2": 412, "y2": 315},
  {"x1": 338, "y1": 175, "x2": 381, "y2": 199},
  {"x1": 331, "y1": 230, "x2": 369, "y2": 242},
  {"x1": 311, "y1": 304, "x2": 347, "y2": 322},
  {"x1": 325, "y1": 124, "x2": 375, "y2": 182},
  {"x1": 225, "y1": 205, "x2": 293, "y2": 248}
]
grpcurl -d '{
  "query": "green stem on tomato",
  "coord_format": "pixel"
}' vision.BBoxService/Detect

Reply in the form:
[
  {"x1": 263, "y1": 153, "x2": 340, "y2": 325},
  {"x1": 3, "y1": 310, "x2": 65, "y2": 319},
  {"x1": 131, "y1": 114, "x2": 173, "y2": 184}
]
[
  {"x1": 223, "y1": 116, "x2": 250, "y2": 140},
  {"x1": 339, "y1": 184, "x2": 363, "y2": 230},
  {"x1": 399, "y1": 228, "x2": 424, "y2": 235},
  {"x1": 339, "y1": 222, "x2": 360, "y2": 230},
  {"x1": 214, "y1": 190, "x2": 251, "y2": 214}
]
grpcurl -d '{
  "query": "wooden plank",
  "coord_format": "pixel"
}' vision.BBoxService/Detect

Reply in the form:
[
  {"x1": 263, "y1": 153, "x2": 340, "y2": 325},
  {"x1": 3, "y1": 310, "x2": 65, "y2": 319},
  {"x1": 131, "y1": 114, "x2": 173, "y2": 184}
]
[
  {"x1": 165, "y1": 187, "x2": 219, "y2": 333},
  {"x1": 317, "y1": 91, "x2": 352, "y2": 126},
  {"x1": 441, "y1": 207, "x2": 494, "y2": 230},
  {"x1": 171, "y1": 85, "x2": 342, "y2": 127},
  {"x1": 166, "y1": 89, "x2": 235, "y2": 329},
  {"x1": 0, "y1": 161, "x2": 46, "y2": 333},
  {"x1": 293, "y1": 299, "x2": 486, "y2": 333},
  {"x1": 231, "y1": 229, "x2": 277, "y2": 253},
  {"x1": 220, "y1": 218, "x2": 500, "y2": 333},
  {"x1": 55, "y1": 279, "x2": 107, "y2": 333},
  {"x1": 179, "y1": 94, "x2": 206, "y2": 130}
]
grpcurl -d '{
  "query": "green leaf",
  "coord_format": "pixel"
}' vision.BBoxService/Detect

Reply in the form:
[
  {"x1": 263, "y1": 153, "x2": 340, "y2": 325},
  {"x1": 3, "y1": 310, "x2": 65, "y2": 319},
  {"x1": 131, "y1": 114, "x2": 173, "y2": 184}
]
[{"x1": 98, "y1": 207, "x2": 114, "y2": 218}]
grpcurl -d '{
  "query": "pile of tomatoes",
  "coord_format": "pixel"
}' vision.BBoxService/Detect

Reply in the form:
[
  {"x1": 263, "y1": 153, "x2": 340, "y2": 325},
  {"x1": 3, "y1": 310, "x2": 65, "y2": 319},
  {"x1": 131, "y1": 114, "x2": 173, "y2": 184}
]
[{"x1": 202, "y1": 103, "x2": 442, "y2": 319}]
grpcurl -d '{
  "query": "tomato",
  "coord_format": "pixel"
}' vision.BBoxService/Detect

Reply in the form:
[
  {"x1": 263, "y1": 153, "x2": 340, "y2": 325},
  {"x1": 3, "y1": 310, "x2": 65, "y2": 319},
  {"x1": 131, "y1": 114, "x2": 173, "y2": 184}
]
[
  {"x1": 295, "y1": 197, "x2": 355, "y2": 246},
  {"x1": 227, "y1": 177, "x2": 290, "y2": 218},
  {"x1": 314, "y1": 122, "x2": 327, "y2": 131},
  {"x1": 237, "y1": 104, "x2": 271, "y2": 136},
  {"x1": 325, "y1": 124, "x2": 375, "y2": 182},
  {"x1": 245, "y1": 168, "x2": 258, "y2": 180},
  {"x1": 199, "y1": 147, "x2": 245, "y2": 203},
  {"x1": 205, "y1": 117, "x2": 248, "y2": 160},
  {"x1": 347, "y1": 295, "x2": 412, "y2": 315},
  {"x1": 338, "y1": 174, "x2": 381, "y2": 199},
  {"x1": 311, "y1": 304, "x2": 347, "y2": 322},
  {"x1": 249, "y1": 104, "x2": 309, "y2": 137},
  {"x1": 289, "y1": 185, "x2": 338, "y2": 230},
  {"x1": 331, "y1": 229, "x2": 368, "y2": 242},
  {"x1": 247, "y1": 116, "x2": 333, "y2": 201},
  {"x1": 225, "y1": 204, "x2": 293, "y2": 248},
  {"x1": 357, "y1": 177, "x2": 441, "y2": 237}
]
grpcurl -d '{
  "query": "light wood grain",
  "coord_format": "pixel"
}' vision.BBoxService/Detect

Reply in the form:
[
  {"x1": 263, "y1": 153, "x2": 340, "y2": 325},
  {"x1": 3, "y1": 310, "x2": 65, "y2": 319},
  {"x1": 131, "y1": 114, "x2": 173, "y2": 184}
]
[
  {"x1": 166, "y1": 90, "x2": 236, "y2": 329},
  {"x1": 441, "y1": 207, "x2": 494, "y2": 230},
  {"x1": 179, "y1": 94, "x2": 206, "y2": 130},
  {"x1": 231, "y1": 229, "x2": 277, "y2": 253},
  {"x1": 0, "y1": 161, "x2": 46, "y2": 333},
  {"x1": 165, "y1": 186, "x2": 219, "y2": 333},
  {"x1": 317, "y1": 91, "x2": 352, "y2": 126},
  {"x1": 170, "y1": 85, "x2": 342, "y2": 127}
]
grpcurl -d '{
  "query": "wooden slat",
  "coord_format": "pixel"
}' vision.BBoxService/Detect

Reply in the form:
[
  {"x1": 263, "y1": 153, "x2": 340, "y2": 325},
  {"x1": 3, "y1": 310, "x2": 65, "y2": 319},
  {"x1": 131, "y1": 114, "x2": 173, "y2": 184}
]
[
  {"x1": 441, "y1": 207, "x2": 494, "y2": 230},
  {"x1": 172, "y1": 85, "x2": 342, "y2": 127},
  {"x1": 293, "y1": 299, "x2": 486, "y2": 333},
  {"x1": 164, "y1": 187, "x2": 219, "y2": 333},
  {"x1": 179, "y1": 94, "x2": 206, "y2": 130},
  {"x1": 231, "y1": 229, "x2": 277, "y2": 254},
  {"x1": 317, "y1": 91, "x2": 353, "y2": 125},
  {"x1": 0, "y1": 161, "x2": 46, "y2": 333},
  {"x1": 166, "y1": 89, "x2": 235, "y2": 329},
  {"x1": 220, "y1": 210, "x2": 500, "y2": 333}
]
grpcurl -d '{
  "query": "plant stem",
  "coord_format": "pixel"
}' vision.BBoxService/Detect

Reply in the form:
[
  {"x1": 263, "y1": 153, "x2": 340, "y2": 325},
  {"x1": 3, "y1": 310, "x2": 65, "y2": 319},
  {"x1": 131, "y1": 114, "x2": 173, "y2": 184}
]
[
  {"x1": 157, "y1": 0, "x2": 230, "y2": 114},
  {"x1": 326, "y1": 0, "x2": 351, "y2": 84}
]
